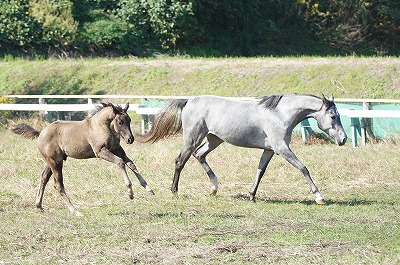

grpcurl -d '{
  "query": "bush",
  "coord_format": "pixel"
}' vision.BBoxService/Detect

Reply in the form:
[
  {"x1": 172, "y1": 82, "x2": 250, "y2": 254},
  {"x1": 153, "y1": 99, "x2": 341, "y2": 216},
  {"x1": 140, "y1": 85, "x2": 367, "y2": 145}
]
[
  {"x1": 117, "y1": 0, "x2": 193, "y2": 49},
  {"x1": 0, "y1": 0, "x2": 41, "y2": 47},
  {"x1": 30, "y1": 0, "x2": 78, "y2": 47},
  {"x1": 80, "y1": 19, "x2": 126, "y2": 49}
]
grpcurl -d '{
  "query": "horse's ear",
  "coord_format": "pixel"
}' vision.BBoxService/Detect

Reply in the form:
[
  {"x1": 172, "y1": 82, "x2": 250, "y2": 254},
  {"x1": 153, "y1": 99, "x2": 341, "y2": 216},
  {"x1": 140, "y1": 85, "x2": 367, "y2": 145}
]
[
  {"x1": 322, "y1": 94, "x2": 335, "y2": 109},
  {"x1": 123, "y1": 102, "x2": 129, "y2": 112},
  {"x1": 322, "y1": 94, "x2": 332, "y2": 107}
]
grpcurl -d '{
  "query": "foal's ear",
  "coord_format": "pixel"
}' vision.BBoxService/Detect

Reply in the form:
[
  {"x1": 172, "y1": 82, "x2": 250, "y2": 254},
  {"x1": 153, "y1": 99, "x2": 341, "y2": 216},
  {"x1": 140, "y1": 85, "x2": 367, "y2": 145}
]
[
  {"x1": 107, "y1": 102, "x2": 120, "y2": 114},
  {"x1": 123, "y1": 102, "x2": 129, "y2": 112}
]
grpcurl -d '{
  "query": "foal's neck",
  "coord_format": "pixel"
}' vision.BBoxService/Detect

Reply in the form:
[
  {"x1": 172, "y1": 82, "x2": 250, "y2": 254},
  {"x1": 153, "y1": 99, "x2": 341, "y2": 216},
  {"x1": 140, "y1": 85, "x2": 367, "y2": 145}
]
[{"x1": 91, "y1": 107, "x2": 115, "y2": 126}]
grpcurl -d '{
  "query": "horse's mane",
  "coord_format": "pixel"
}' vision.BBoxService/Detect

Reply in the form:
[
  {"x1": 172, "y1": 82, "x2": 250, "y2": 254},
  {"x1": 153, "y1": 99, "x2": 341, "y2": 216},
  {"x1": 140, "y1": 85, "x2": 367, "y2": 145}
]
[
  {"x1": 88, "y1": 102, "x2": 123, "y2": 118},
  {"x1": 258, "y1": 94, "x2": 323, "y2": 109},
  {"x1": 258, "y1": 94, "x2": 284, "y2": 109}
]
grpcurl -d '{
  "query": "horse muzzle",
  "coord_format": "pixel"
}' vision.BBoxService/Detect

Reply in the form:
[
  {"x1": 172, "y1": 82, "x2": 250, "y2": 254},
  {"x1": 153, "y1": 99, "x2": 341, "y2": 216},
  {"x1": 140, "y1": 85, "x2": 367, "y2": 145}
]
[{"x1": 336, "y1": 130, "x2": 347, "y2": 146}]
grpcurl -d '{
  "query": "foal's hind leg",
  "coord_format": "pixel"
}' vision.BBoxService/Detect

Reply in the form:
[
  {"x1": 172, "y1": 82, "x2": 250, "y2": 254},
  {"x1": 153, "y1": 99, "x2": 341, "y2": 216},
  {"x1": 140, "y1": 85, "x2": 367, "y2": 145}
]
[
  {"x1": 113, "y1": 146, "x2": 154, "y2": 196},
  {"x1": 35, "y1": 165, "x2": 52, "y2": 211},
  {"x1": 193, "y1": 134, "x2": 223, "y2": 195},
  {"x1": 47, "y1": 159, "x2": 82, "y2": 216}
]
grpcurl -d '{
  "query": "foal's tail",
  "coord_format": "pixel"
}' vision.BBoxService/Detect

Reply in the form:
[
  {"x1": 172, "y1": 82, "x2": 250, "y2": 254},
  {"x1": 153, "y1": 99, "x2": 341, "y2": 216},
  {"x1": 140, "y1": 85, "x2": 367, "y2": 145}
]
[
  {"x1": 12, "y1": 123, "x2": 41, "y2": 139},
  {"x1": 136, "y1": 99, "x2": 189, "y2": 143}
]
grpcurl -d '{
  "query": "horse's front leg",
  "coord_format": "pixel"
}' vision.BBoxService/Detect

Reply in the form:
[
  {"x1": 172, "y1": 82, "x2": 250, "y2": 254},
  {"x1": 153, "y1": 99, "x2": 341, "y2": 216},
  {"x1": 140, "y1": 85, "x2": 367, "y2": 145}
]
[
  {"x1": 276, "y1": 146, "x2": 325, "y2": 205},
  {"x1": 96, "y1": 147, "x2": 135, "y2": 199}
]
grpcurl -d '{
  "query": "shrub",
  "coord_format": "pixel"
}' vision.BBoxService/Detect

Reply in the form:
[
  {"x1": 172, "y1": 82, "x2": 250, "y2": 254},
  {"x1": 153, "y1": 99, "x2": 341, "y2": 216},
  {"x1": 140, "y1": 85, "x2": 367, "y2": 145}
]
[
  {"x1": 0, "y1": 0, "x2": 41, "y2": 47},
  {"x1": 80, "y1": 19, "x2": 126, "y2": 49},
  {"x1": 117, "y1": 0, "x2": 193, "y2": 50},
  {"x1": 30, "y1": 0, "x2": 78, "y2": 47}
]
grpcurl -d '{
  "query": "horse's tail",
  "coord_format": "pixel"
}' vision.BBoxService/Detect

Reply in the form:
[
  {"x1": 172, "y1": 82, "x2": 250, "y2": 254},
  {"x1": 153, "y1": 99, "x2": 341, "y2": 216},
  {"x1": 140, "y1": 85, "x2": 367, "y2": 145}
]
[
  {"x1": 136, "y1": 99, "x2": 189, "y2": 143},
  {"x1": 12, "y1": 123, "x2": 41, "y2": 139}
]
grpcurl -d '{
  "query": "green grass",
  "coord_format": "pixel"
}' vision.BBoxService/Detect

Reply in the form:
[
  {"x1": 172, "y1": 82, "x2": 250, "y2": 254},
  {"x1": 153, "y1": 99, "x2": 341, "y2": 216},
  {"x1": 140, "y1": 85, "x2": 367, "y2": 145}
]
[
  {"x1": 1, "y1": 125, "x2": 399, "y2": 264},
  {"x1": 1, "y1": 57, "x2": 400, "y2": 100},
  {"x1": 1, "y1": 56, "x2": 400, "y2": 263}
]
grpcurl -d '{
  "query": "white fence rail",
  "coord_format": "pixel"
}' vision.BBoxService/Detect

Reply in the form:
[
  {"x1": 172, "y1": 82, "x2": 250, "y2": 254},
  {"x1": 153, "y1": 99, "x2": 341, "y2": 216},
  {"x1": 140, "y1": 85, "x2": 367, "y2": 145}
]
[{"x1": 1, "y1": 95, "x2": 400, "y2": 147}]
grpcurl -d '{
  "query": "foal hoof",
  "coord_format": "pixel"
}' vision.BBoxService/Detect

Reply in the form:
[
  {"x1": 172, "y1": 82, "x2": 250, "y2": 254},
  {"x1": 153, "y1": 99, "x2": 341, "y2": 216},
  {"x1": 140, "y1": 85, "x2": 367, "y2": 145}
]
[{"x1": 315, "y1": 198, "x2": 326, "y2": 205}]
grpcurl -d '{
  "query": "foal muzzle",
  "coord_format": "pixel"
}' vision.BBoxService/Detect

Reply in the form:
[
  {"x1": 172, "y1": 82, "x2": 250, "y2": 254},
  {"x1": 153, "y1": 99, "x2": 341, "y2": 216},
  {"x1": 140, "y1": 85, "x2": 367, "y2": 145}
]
[{"x1": 127, "y1": 136, "x2": 134, "y2": 144}]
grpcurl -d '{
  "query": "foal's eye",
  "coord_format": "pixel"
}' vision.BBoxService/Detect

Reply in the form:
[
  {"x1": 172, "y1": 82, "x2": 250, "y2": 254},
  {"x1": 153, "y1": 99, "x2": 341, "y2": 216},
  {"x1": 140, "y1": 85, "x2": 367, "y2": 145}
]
[{"x1": 118, "y1": 121, "x2": 124, "y2": 125}]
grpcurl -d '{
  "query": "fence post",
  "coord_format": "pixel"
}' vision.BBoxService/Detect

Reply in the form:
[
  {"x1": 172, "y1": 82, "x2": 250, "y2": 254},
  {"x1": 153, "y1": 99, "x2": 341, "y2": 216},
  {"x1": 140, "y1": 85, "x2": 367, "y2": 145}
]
[
  {"x1": 300, "y1": 119, "x2": 313, "y2": 143},
  {"x1": 38, "y1": 97, "x2": 52, "y2": 121},
  {"x1": 362, "y1": 101, "x2": 374, "y2": 144},
  {"x1": 350, "y1": 118, "x2": 359, "y2": 147}
]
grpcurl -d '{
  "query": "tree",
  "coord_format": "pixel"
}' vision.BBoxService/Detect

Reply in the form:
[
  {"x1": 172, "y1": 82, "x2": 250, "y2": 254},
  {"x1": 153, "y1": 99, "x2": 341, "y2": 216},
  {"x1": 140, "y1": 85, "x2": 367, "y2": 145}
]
[{"x1": 297, "y1": 0, "x2": 400, "y2": 54}]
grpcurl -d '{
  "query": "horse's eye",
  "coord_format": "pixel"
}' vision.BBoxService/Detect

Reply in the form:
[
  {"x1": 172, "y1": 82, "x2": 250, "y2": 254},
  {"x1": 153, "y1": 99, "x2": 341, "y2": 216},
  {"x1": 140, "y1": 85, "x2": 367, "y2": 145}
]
[
  {"x1": 118, "y1": 121, "x2": 124, "y2": 125},
  {"x1": 331, "y1": 116, "x2": 336, "y2": 120}
]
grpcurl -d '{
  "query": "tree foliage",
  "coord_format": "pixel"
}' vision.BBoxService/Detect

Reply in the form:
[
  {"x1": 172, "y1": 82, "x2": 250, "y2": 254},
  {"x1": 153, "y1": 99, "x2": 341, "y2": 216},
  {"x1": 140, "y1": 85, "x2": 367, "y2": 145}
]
[
  {"x1": 0, "y1": 0, "x2": 399, "y2": 57},
  {"x1": 297, "y1": 0, "x2": 400, "y2": 54}
]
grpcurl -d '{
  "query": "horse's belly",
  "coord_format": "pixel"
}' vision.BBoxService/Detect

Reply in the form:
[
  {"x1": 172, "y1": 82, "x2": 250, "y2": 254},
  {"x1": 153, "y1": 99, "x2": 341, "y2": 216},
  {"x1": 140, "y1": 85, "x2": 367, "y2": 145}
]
[{"x1": 211, "y1": 127, "x2": 271, "y2": 149}]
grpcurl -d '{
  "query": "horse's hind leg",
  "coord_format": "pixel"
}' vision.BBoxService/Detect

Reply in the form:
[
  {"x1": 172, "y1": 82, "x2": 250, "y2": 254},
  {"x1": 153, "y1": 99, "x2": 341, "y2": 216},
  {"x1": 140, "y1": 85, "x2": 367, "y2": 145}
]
[
  {"x1": 172, "y1": 131, "x2": 207, "y2": 193},
  {"x1": 193, "y1": 134, "x2": 223, "y2": 195},
  {"x1": 35, "y1": 165, "x2": 52, "y2": 211},
  {"x1": 48, "y1": 159, "x2": 82, "y2": 216},
  {"x1": 249, "y1": 150, "x2": 274, "y2": 202}
]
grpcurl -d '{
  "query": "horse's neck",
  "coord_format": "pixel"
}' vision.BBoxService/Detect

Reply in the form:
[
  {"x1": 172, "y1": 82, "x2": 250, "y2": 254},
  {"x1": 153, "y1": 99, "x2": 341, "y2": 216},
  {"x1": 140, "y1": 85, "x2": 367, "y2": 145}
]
[{"x1": 278, "y1": 95, "x2": 322, "y2": 125}]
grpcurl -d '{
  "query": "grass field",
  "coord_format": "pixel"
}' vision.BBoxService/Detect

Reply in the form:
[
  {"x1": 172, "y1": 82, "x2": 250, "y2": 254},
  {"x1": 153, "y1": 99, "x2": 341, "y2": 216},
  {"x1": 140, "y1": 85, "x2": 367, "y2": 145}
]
[
  {"x1": 0, "y1": 121, "x2": 399, "y2": 264},
  {"x1": 1, "y1": 57, "x2": 400, "y2": 99}
]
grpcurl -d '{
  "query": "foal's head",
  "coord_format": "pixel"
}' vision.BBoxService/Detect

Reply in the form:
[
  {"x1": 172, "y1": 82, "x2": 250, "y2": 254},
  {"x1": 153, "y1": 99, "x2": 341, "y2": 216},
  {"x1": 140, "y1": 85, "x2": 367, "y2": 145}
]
[
  {"x1": 315, "y1": 95, "x2": 347, "y2": 146},
  {"x1": 101, "y1": 102, "x2": 134, "y2": 144}
]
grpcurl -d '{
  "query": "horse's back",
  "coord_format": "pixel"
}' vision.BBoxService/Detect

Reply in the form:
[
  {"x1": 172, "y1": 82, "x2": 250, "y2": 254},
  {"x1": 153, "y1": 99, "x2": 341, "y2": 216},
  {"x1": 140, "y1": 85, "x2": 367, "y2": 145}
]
[{"x1": 182, "y1": 96, "x2": 271, "y2": 148}]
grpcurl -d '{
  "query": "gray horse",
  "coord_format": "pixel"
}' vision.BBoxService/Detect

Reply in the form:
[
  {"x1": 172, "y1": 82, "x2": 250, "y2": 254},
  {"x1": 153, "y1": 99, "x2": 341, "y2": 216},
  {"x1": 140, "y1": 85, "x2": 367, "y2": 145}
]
[{"x1": 138, "y1": 94, "x2": 347, "y2": 204}]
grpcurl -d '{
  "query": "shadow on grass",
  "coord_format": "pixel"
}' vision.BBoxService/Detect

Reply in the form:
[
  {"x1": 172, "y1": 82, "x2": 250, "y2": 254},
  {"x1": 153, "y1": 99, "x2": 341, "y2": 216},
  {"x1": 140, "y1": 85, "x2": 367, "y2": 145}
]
[{"x1": 232, "y1": 193, "x2": 382, "y2": 206}]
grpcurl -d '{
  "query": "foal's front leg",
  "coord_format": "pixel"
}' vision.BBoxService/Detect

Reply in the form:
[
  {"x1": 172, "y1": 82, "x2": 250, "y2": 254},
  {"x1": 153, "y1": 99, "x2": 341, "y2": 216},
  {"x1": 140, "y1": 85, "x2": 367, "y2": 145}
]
[
  {"x1": 113, "y1": 146, "x2": 154, "y2": 195},
  {"x1": 96, "y1": 147, "x2": 136, "y2": 199}
]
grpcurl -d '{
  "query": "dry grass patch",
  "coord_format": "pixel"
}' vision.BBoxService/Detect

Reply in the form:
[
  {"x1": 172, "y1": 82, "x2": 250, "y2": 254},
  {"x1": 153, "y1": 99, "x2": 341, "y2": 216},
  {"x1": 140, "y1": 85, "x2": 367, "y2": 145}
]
[{"x1": 0, "y1": 127, "x2": 399, "y2": 264}]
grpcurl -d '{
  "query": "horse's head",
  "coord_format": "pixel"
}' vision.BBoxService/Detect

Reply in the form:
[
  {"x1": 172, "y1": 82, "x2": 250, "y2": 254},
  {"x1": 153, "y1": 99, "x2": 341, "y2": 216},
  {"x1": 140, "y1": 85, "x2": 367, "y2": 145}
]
[
  {"x1": 109, "y1": 102, "x2": 134, "y2": 144},
  {"x1": 315, "y1": 95, "x2": 347, "y2": 146}
]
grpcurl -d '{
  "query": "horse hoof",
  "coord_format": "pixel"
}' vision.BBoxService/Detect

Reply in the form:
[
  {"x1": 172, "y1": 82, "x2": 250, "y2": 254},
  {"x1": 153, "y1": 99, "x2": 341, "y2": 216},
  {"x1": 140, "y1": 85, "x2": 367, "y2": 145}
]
[
  {"x1": 74, "y1": 211, "x2": 83, "y2": 217},
  {"x1": 148, "y1": 190, "x2": 155, "y2": 195},
  {"x1": 210, "y1": 188, "x2": 218, "y2": 195},
  {"x1": 315, "y1": 198, "x2": 326, "y2": 205},
  {"x1": 129, "y1": 194, "x2": 134, "y2": 200}
]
